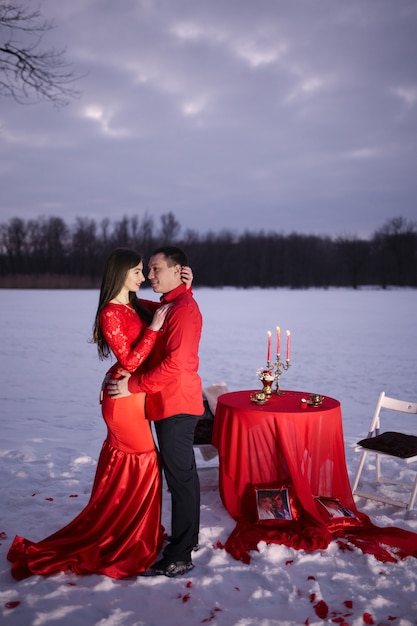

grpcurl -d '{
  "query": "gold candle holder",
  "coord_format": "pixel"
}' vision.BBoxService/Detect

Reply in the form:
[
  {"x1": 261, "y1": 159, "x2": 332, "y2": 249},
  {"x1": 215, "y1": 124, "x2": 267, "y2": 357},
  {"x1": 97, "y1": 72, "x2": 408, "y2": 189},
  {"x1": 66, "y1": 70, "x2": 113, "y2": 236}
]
[
  {"x1": 255, "y1": 356, "x2": 291, "y2": 399},
  {"x1": 272, "y1": 356, "x2": 291, "y2": 395}
]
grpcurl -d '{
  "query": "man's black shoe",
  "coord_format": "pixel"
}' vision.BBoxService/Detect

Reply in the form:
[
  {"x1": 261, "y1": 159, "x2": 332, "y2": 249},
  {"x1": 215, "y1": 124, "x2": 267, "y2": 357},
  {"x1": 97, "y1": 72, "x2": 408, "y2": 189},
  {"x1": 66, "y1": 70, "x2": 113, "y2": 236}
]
[{"x1": 146, "y1": 558, "x2": 194, "y2": 577}]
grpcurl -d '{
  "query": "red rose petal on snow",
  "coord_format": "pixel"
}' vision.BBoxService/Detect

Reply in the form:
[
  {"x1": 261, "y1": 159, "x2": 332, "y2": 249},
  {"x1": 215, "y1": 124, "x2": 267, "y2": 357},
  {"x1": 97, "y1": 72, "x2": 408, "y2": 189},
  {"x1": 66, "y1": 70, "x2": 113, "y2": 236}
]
[
  {"x1": 5, "y1": 601, "x2": 21, "y2": 609},
  {"x1": 314, "y1": 600, "x2": 329, "y2": 619},
  {"x1": 186, "y1": 581, "x2": 192, "y2": 588},
  {"x1": 344, "y1": 600, "x2": 353, "y2": 609},
  {"x1": 307, "y1": 575, "x2": 316, "y2": 580},
  {"x1": 285, "y1": 559, "x2": 294, "y2": 565},
  {"x1": 45, "y1": 497, "x2": 54, "y2": 501},
  {"x1": 69, "y1": 494, "x2": 78, "y2": 498},
  {"x1": 387, "y1": 617, "x2": 398, "y2": 621},
  {"x1": 337, "y1": 540, "x2": 354, "y2": 552},
  {"x1": 363, "y1": 612, "x2": 374, "y2": 624},
  {"x1": 201, "y1": 608, "x2": 221, "y2": 623},
  {"x1": 182, "y1": 594, "x2": 191, "y2": 603},
  {"x1": 309, "y1": 593, "x2": 316, "y2": 603}
]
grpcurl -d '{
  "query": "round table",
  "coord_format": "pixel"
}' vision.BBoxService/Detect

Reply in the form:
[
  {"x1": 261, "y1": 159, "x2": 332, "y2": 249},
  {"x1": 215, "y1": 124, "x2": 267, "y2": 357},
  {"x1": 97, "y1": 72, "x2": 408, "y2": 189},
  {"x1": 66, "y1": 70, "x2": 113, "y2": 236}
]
[{"x1": 212, "y1": 389, "x2": 355, "y2": 521}]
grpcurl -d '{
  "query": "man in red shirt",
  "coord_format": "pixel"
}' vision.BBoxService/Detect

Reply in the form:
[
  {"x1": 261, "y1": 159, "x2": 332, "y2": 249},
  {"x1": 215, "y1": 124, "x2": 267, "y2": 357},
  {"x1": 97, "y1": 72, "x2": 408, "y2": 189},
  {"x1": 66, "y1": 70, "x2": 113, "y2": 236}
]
[{"x1": 108, "y1": 246, "x2": 204, "y2": 577}]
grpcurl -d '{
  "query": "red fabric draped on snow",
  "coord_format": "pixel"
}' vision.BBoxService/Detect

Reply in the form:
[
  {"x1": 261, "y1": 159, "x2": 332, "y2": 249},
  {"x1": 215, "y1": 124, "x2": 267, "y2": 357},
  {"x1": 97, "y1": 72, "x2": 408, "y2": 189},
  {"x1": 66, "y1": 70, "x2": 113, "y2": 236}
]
[
  {"x1": 221, "y1": 509, "x2": 417, "y2": 565},
  {"x1": 213, "y1": 390, "x2": 417, "y2": 564}
]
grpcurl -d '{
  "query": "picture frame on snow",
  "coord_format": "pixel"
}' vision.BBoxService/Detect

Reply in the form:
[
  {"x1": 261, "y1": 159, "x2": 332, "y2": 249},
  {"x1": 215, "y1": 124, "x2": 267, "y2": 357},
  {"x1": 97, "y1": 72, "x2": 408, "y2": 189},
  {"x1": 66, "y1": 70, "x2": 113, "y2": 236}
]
[
  {"x1": 315, "y1": 497, "x2": 356, "y2": 519},
  {"x1": 256, "y1": 488, "x2": 293, "y2": 521}
]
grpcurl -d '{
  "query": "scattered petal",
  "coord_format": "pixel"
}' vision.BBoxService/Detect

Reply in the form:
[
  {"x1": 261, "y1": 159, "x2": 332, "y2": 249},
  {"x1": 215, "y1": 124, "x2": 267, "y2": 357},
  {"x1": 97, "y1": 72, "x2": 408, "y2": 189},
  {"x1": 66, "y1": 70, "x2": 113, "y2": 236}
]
[
  {"x1": 45, "y1": 497, "x2": 54, "y2": 501},
  {"x1": 182, "y1": 593, "x2": 191, "y2": 603},
  {"x1": 344, "y1": 601, "x2": 353, "y2": 609},
  {"x1": 337, "y1": 540, "x2": 354, "y2": 552},
  {"x1": 202, "y1": 608, "x2": 221, "y2": 623},
  {"x1": 285, "y1": 559, "x2": 294, "y2": 565},
  {"x1": 5, "y1": 601, "x2": 21, "y2": 609},
  {"x1": 363, "y1": 612, "x2": 374, "y2": 624},
  {"x1": 186, "y1": 581, "x2": 192, "y2": 588},
  {"x1": 314, "y1": 600, "x2": 329, "y2": 619},
  {"x1": 69, "y1": 494, "x2": 78, "y2": 498},
  {"x1": 307, "y1": 575, "x2": 316, "y2": 580}
]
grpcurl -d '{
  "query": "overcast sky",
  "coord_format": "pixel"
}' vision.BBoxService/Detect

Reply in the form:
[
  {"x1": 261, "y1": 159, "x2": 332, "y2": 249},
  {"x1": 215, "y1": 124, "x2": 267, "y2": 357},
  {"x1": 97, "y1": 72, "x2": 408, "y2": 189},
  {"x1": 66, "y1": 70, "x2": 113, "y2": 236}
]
[{"x1": 1, "y1": 0, "x2": 416, "y2": 239}]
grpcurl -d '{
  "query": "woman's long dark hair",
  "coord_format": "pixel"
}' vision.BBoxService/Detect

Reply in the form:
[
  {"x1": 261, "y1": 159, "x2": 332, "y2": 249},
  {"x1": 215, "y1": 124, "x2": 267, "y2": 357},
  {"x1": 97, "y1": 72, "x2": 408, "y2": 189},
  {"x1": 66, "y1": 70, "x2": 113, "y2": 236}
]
[{"x1": 92, "y1": 248, "x2": 153, "y2": 360}]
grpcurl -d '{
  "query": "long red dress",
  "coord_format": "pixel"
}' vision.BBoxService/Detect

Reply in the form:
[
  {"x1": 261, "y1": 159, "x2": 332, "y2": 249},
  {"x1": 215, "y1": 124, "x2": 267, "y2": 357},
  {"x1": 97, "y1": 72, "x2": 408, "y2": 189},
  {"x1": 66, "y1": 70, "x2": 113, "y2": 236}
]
[{"x1": 8, "y1": 302, "x2": 164, "y2": 580}]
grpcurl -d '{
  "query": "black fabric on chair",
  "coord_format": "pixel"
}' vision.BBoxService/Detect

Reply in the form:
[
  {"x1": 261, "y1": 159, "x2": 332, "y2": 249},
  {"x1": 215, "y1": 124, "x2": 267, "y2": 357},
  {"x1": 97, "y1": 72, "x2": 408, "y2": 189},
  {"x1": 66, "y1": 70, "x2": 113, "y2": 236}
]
[
  {"x1": 193, "y1": 399, "x2": 214, "y2": 445},
  {"x1": 357, "y1": 431, "x2": 417, "y2": 459}
]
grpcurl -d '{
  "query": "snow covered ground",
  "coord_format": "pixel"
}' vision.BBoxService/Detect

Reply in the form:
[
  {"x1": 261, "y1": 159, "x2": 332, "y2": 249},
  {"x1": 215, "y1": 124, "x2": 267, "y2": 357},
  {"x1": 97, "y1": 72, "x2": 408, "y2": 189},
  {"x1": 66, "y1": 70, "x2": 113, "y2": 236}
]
[{"x1": 1, "y1": 287, "x2": 416, "y2": 626}]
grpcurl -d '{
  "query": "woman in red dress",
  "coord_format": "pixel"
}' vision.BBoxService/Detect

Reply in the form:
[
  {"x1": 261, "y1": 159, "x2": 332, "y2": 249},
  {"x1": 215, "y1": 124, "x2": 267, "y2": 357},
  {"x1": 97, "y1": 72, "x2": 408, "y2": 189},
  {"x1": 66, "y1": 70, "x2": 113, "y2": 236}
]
[{"x1": 8, "y1": 248, "x2": 183, "y2": 579}]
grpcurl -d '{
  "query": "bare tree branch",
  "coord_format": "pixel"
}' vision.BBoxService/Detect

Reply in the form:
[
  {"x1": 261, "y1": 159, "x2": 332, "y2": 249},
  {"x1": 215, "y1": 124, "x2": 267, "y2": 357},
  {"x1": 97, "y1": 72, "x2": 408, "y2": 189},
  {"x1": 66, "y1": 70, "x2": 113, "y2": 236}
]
[{"x1": 0, "y1": 1, "x2": 81, "y2": 107}]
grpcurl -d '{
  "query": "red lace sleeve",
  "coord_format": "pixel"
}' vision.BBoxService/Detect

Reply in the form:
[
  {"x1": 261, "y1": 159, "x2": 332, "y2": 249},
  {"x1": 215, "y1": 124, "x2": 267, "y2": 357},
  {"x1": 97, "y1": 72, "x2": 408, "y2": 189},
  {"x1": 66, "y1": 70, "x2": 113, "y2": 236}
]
[{"x1": 100, "y1": 305, "x2": 157, "y2": 372}]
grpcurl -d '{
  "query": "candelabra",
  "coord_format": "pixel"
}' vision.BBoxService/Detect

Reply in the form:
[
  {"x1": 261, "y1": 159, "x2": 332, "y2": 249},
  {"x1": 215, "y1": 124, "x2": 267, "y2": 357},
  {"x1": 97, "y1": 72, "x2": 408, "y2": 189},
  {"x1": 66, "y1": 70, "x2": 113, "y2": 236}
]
[
  {"x1": 252, "y1": 329, "x2": 292, "y2": 403},
  {"x1": 272, "y1": 356, "x2": 291, "y2": 395}
]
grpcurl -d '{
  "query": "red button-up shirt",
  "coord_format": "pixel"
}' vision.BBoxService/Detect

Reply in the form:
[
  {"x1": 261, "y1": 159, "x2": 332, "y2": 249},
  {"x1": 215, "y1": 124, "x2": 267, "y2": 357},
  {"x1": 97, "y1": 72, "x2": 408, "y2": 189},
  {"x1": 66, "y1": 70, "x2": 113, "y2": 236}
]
[{"x1": 129, "y1": 284, "x2": 204, "y2": 421}]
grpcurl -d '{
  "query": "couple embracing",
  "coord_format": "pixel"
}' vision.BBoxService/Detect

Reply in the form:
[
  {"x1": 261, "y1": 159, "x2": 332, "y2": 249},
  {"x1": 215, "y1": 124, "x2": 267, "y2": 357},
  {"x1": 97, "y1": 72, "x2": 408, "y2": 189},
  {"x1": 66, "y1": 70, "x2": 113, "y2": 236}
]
[{"x1": 8, "y1": 246, "x2": 204, "y2": 579}]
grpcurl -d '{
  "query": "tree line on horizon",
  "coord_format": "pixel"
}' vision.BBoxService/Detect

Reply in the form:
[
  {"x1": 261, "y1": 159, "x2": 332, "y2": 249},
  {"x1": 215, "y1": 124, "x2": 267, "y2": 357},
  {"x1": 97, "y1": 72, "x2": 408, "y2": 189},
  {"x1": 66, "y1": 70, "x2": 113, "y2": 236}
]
[{"x1": 0, "y1": 213, "x2": 416, "y2": 289}]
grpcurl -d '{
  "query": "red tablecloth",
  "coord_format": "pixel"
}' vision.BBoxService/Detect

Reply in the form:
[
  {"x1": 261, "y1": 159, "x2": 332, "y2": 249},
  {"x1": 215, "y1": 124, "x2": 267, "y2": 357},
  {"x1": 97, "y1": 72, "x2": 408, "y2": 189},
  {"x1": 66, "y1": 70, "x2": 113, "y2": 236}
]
[
  {"x1": 213, "y1": 389, "x2": 353, "y2": 521},
  {"x1": 213, "y1": 390, "x2": 417, "y2": 564}
]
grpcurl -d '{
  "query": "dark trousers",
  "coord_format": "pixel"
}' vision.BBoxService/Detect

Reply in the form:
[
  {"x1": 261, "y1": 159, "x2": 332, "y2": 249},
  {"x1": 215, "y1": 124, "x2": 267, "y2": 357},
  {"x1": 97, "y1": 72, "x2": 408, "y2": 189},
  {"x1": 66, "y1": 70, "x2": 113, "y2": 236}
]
[{"x1": 155, "y1": 414, "x2": 200, "y2": 562}]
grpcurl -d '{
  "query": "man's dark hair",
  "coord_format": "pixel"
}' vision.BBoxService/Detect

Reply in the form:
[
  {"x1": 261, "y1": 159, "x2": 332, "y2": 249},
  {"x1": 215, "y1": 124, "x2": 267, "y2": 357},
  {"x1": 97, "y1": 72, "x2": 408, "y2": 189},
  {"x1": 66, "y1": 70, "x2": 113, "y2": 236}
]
[{"x1": 151, "y1": 246, "x2": 188, "y2": 267}]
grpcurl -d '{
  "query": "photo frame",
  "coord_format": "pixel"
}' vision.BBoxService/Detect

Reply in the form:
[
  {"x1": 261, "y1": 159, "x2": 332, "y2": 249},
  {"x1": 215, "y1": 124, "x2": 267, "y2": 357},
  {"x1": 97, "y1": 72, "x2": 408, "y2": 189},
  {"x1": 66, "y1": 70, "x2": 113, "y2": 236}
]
[
  {"x1": 315, "y1": 497, "x2": 356, "y2": 519},
  {"x1": 256, "y1": 488, "x2": 293, "y2": 521}
]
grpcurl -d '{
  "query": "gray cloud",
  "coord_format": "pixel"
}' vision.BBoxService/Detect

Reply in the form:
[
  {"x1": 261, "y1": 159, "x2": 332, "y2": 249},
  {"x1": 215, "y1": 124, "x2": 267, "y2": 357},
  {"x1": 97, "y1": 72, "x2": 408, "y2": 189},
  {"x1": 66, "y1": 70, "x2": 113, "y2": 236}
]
[{"x1": 1, "y1": 0, "x2": 416, "y2": 238}]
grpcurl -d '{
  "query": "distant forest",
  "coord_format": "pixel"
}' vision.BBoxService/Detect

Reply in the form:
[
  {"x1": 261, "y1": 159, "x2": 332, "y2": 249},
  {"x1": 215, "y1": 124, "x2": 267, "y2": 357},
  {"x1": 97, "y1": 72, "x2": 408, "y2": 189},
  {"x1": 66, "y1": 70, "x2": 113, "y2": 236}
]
[{"x1": 0, "y1": 213, "x2": 416, "y2": 289}]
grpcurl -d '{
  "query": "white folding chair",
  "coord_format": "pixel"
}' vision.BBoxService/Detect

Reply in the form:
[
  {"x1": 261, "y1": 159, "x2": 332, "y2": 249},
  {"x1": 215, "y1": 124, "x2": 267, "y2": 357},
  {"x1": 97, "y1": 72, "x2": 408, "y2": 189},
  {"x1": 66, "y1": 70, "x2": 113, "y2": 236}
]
[
  {"x1": 193, "y1": 382, "x2": 228, "y2": 488},
  {"x1": 352, "y1": 391, "x2": 417, "y2": 511}
]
